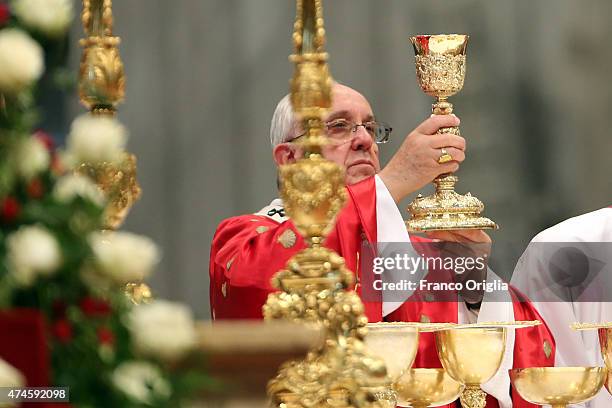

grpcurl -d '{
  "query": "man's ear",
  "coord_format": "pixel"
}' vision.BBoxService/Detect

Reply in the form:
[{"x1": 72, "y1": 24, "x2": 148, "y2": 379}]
[{"x1": 273, "y1": 143, "x2": 299, "y2": 166}]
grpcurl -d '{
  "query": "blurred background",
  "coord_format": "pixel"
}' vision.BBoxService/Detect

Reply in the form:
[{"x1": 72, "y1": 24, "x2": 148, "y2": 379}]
[{"x1": 43, "y1": 0, "x2": 612, "y2": 318}]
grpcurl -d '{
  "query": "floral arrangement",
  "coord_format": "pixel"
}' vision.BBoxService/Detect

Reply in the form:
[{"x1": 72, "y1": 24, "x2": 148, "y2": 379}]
[{"x1": 0, "y1": 1, "x2": 209, "y2": 406}]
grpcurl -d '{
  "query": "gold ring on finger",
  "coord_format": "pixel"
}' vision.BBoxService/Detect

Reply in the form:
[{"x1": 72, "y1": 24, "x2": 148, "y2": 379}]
[{"x1": 438, "y1": 148, "x2": 453, "y2": 164}]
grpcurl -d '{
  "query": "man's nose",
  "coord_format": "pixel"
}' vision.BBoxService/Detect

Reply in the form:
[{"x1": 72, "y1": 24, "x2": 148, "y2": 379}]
[{"x1": 350, "y1": 125, "x2": 373, "y2": 151}]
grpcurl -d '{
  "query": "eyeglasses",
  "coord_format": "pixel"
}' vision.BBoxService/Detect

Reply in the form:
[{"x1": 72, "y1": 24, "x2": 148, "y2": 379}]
[{"x1": 292, "y1": 118, "x2": 392, "y2": 144}]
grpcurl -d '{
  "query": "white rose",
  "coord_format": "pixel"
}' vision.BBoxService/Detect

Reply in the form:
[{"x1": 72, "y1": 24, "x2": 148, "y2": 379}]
[
  {"x1": 6, "y1": 225, "x2": 62, "y2": 286},
  {"x1": 54, "y1": 173, "x2": 105, "y2": 206},
  {"x1": 127, "y1": 300, "x2": 197, "y2": 362},
  {"x1": 89, "y1": 231, "x2": 159, "y2": 284},
  {"x1": 111, "y1": 361, "x2": 170, "y2": 405},
  {"x1": 15, "y1": 136, "x2": 50, "y2": 180},
  {"x1": 12, "y1": 0, "x2": 74, "y2": 37},
  {"x1": 67, "y1": 114, "x2": 128, "y2": 165},
  {"x1": 0, "y1": 28, "x2": 44, "y2": 94},
  {"x1": 0, "y1": 357, "x2": 24, "y2": 388}
]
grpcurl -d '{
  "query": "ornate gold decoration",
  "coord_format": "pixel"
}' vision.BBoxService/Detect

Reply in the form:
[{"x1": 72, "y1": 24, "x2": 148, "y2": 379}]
[
  {"x1": 263, "y1": 1, "x2": 391, "y2": 407},
  {"x1": 510, "y1": 367, "x2": 607, "y2": 407},
  {"x1": 124, "y1": 282, "x2": 152, "y2": 305},
  {"x1": 256, "y1": 225, "x2": 269, "y2": 234},
  {"x1": 278, "y1": 229, "x2": 297, "y2": 249},
  {"x1": 406, "y1": 35, "x2": 497, "y2": 232},
  {"x1": 543, "y1": 340, "x2": 552, "y2": 359},
  {"x1": 79, "y1": 0, "x2": 125, "y2": 113},
  {"x1": 459, "y1": 386, "x2": 487, "y2": 408},
  {"x1": 77, "y1": 153, "x2": 142, "y2": 230}
]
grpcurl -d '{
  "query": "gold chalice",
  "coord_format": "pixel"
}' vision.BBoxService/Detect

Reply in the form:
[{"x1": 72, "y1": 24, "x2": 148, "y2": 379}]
[
  {"x1": 571, "y1": 322, "x2": 612, "y2": 395},
  {"x1": 406, "y1": 34, "x2": 496, "y2": 232},
  {"x1": 395, "y1": 368, "x2": 464, "y2": 408},
  {"x1": 510, "y1": 367, "x2": 607, "y2": 408},
  {"x1": 435, "y1": 325, "x2": 506, "y2": 408},
  {"x1": 364, "y1": 323, "x2": 420, "y2": 406}
]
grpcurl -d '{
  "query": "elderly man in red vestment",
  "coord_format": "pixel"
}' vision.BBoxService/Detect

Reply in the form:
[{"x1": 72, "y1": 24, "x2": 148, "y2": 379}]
[{"x1": 209, "y1": 83, "x2": 555, "y2": 407}]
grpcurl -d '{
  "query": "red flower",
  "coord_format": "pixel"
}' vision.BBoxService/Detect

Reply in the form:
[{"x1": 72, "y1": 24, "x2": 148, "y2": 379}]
[
  {"x1": 97, "y1": 327, "x2": 114, "y2": 345},
  {"x1": 0, "y1": 4, "x2": 10, "y2": 27},
  {"x1": 52, "y1": 320, "x2": 73, "y2": 344},
  {"x1": 34, "y1": 130, "x2": 55, "y2": 151},
  {"x1": 79, "y1": 297, "x2": 111, "y2": 317},
  {"x1": 27, "y1": 178, "x2": 45, "y2": 199},
  {"x1": 1, "y1": 197, "x2": 20, "y2": 223}
]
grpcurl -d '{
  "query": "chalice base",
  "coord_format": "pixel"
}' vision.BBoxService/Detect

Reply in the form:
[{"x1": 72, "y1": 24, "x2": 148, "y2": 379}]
[
  {"x1": 459, "y1": 385, "x2": 486, "y2": 408},
  {"x1": 406, "y1": 174, "x2": 497, "y2": 232},
  {"x1": 370, "y1": 388, "x2": 397, "y2": 408}
]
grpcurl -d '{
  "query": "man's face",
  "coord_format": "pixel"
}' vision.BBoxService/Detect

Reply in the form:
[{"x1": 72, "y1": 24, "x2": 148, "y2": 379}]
[
  {"x1": 320, "y1": 84, "x2": 381, "y2": 185},
  {"x1": 275, "y1": 84, "x2": 382, "y2": 185}
]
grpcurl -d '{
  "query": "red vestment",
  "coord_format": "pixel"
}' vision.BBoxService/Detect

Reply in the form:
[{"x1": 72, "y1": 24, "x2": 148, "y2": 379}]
[{"x1": 209, "y1": 176, "x2": 556, "y2": 407}]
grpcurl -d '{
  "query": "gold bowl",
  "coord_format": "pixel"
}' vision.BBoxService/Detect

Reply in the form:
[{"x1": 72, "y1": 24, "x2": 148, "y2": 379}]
[
  {"x1": 395, "y1": 368, "x2": 464, "y2": 408},
  {"x1": 510, "y1": 367, "x2": 607, "y2": 407},
  {"x1": 364, "y1": 323, "x2": 420, "y2": 380}
]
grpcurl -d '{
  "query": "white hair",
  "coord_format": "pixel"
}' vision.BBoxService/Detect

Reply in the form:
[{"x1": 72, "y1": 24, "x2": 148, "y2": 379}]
[{"x1": 269, "y1": 93, "x2": 296, "y2": 147}]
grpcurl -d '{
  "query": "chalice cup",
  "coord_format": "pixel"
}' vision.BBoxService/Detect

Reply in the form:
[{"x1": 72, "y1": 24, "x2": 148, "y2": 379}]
[
  {"x1": 599, "y1": 327, "x2": 612, "y2": 394},
  {"x1": 395, "y1": 368, "x2": 464, "y2": 408},
  {"x1": 364, "y1": 323, "x2": 420, "y2": 407},
  {"x1": 510, "y1": 367, "x2": 607, "y2": 408},
  {"x1": 435, "y1": 326, "x2": 506, "y2": 408},
  {"x1": 406, "y1": 34, "x2": 496, "y2": 232}
]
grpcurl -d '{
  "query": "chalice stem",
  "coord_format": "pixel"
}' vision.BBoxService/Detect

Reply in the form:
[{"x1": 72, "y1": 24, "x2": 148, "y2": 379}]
[{"x1": 459, "y1": 385, "x2": 486, "y2": 408}]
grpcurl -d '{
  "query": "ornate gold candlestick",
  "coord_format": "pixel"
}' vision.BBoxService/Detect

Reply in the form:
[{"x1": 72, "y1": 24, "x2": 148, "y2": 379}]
[
  {"x1": 263, "y1": 1, "x2": 390, "y2": 407},
  {"x1": 510, "y1": 367, "x2": 607, "y2": 408},
  {"x1": 406, "y1": 34, "x2": 496, "y2": 232},
  {"x1": 78, "y1": 0, "x2": 148, "y2": 303},
  {"x1": 78, "y1": 0, "x2": 141, "y2": 231},
  {"x1": 394, "y1": 368, "x2": 464, "y2": 408}
]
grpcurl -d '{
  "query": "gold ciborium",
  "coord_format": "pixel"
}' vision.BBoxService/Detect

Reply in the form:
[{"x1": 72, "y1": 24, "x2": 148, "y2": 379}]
[
  {"x1": 395, "y1": 368, "x2": 464, "y2": 408},
  {"x1": 435, "y1": 326, "x2": 506, "y2": 408},
  {"x1": 406, "y1": 34, "x2": 496, "y2": 232},
  {"x1": 510, "y1": 367, "x2": 607, "y2": 408},
  {"x1": 363, "y1": 323, "x2": 420, "y2": 406}
]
